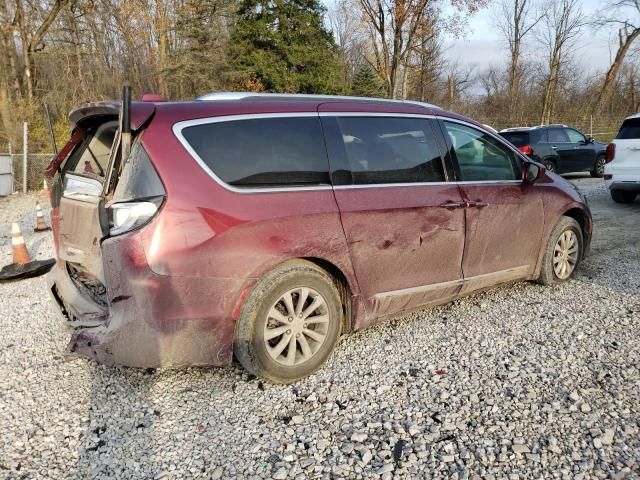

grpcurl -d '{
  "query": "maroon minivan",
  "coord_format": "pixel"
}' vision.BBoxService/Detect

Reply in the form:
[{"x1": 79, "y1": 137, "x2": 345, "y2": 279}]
[{"x1": 47, "y1": 93, "x2": 592, "y2": 383}]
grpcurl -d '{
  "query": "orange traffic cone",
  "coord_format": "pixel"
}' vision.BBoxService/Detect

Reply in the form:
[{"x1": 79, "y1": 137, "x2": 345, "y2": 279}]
[
  {"x1": 0, "y1": 222, "x2": 55, "y2": 282},
  {"x1": 11, "y1": 223, "x2": 31, "y2": 264},
  {"x1": 34, "y1": 201, "x2": 51, "y2": 232},
  {"x1": 41, "y1": 179, "x2": 49, "y2": 198}
]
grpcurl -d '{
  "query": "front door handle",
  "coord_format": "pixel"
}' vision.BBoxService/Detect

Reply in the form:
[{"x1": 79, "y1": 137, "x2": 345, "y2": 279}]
[
  {"x1": 469, "y1": 201, "x2": 488, "y2": 208},
  {"x1": 551, "y1": 145, "x2": 558, "y2": 149},
  {"x1": 439, "y1": 201, "x2": 464, "y2": 210}
]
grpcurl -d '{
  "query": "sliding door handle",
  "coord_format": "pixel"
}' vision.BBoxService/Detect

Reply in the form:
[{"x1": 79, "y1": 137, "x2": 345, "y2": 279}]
[{"x1": 439, "y1": 201, "x2": 464, "y2": 210}]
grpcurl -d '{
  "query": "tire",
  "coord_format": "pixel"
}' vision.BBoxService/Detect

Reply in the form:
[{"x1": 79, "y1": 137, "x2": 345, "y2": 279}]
[
  {"x1": 538, "y1": 216, "x2": 583, "y2": 285},
  {"x1": 590, "y1": 155, "x2": 606, "y2": 178},
  {"x1": 611, "y1": 190, "x2": 636, "y2": 204},
  {"x1": 233, "y1": 260, "x2": 343, "y2": 383},
  {"x1": 543, "y1": 159, "x2": 557, "y2": 173}
]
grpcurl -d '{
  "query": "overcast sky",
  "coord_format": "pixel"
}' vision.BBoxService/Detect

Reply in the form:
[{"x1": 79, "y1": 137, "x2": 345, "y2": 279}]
[
  {"x1": 444, "y1": 0, "x2": 613, "y2": 73},
  {"x1": 322, "y1": 0, "x2": 618, "y2": 75}
]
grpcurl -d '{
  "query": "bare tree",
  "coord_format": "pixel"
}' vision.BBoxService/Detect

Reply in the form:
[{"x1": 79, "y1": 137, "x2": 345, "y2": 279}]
[
  {"x1": 592, "y1": 1, "x2": 640, "y2": 113},
  {"x1": 538, "y1": 0, "x2": 584, "y2": 124},
  {"x1": 495, "y1": 0, "x2": 544, "y2": 119},
  {"x1": 444, "y1": 60, "x2": 474, "y2": 105},
  {"x1": 327, "y1": 0, "x2": 368, "y2": 90},
  {"x1": 404, "y1": 10, "x2": 443, "y2": 102},
  {"x1": 13, "y1": 0, "x2": 71, "y2": 100}
]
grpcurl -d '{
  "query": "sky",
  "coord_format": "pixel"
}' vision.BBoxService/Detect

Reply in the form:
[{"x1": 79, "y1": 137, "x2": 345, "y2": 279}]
[
  {"x1": 322, "y1": 0, "x2": 619, "y2": 75},
  {"x1": 443, "y1": 0, "x2": 614, "y2": 74}
]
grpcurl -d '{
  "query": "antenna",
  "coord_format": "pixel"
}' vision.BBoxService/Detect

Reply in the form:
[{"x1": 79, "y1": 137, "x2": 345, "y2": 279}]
[{"x1": 43, "y1": 104, "x2": 57, "y2": 154}]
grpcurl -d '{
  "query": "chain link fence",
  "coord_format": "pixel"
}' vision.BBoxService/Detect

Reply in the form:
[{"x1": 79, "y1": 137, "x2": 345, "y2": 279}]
[{"x1": 0, "y1": 152, "x2": 53, "y2": 194}]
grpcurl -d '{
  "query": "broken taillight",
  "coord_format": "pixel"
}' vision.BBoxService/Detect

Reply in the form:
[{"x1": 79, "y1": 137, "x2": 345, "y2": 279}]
[{"x1": 107, "y1": 141, "x2": 165, "y2": 236}]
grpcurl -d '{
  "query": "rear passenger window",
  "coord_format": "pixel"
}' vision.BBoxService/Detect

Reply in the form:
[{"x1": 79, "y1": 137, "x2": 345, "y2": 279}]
[
  {"x1": 617, "y1": 118, "x2": 640, "y2": 139},
  {"x1": 334, "y1": 117, "x2": 445, "y2": 184},
  {"x1": 444, "y1": 122, "x2": 519, "y2": 181},
  {"x1": 548, "y1": 128, "x2": 570, "y2": 143},
  {"x1": 181, "y1": 117, "x2": 330, "y2": 187}
]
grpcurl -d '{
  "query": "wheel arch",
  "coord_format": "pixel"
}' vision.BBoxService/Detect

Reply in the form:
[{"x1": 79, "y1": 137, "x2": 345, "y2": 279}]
[
  {"x1": 561, "y1": 207, "x2": 590, "y2": 258},
  {"x1": 301, "y1": 257, "x2": 354, "y2": 334}
]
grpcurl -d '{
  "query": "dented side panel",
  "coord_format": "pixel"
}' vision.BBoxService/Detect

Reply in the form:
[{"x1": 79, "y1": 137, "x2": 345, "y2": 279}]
[{"x1": 333, "y1": 184, "x2": 466, "y2": 328}]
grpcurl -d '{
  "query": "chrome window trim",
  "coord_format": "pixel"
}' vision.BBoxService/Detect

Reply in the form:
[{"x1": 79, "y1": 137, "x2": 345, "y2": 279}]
[
  {"x1": 173, "y1": 112, "x2": 526, "y2": 194},
  {"x1": 333, "y1": 180, "x2": 522, "y2": 190}
]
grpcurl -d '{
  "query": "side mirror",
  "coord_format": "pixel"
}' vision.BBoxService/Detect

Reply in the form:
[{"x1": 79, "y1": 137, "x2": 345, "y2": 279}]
[
  {"x1": 523, "y1": 162, "x2": 544, "y2": 184},
  {"x1": 63, "y1": 174, "x2": 103, "y2": 200},
  {"x1": 586, "y1": 136, "x2": 594, "y2": 143}
]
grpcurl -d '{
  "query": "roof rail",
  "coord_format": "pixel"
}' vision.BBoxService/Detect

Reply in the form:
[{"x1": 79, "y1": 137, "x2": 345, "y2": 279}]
[
  {"x1": 499, "y1": 126, "x2": 535, "y2": 132},
  {"x1": 196, "y1": 92, "x2": 441, "y2": 110}
]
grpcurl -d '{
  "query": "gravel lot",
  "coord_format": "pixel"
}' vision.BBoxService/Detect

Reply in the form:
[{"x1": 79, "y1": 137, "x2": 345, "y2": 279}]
[{"x1": 1, "y1": 177, "x2": 639, "y2": 479}]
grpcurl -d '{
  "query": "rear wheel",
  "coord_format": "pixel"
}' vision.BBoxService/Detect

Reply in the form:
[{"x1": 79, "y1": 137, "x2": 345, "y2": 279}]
[
  {"x1": 538, "y1": 217, "x2": 583, "y2": 285},
  {"x1": 234, "y1": 260, "x2": 343, "y2": 383},
  {"x1": 590, "y1": 155, "x2": 606, "y2": 178},
  {"x1": 543, "y1": 159, "x2": 557, "y2": 173},
  {"x1": 611, "y1": 190, "x2": 637, "y2": 204}
]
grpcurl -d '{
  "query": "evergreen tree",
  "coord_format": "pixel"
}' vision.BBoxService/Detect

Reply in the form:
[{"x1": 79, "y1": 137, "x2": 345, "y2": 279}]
[
  {"x1": 167, "y1": 0, "x2": 236, "y2": 97},
  {"x1": 351, "y1": 65, "x2": 386, "y2": 98},
  {"x1": 229, "y1": 0, "x2": 343, "y2": 94}
]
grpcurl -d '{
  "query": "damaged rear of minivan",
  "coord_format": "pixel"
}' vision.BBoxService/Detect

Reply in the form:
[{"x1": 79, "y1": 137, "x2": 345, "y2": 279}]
[{"x1": 47, "y1": 92, "x2": 179, "y2": 367}]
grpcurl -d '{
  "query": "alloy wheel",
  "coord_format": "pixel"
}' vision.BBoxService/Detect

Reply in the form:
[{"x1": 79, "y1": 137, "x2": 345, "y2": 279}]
[
  {"x1": 553, "y1": 230, "x2": 579, "y2": 280},
  {"x1": 263, "y1": 287, "x2": 330, "y2": 366},
  {"x1": 595, "y1": 157, "x2": 605, "y2": 176}
]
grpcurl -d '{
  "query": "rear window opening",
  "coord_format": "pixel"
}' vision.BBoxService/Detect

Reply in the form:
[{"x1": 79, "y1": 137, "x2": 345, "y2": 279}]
[
  {"x1": 616, "y1": 118, "x2": 640, "y2": 140},
  {"x1": 180, "y1": 117, "x2": 331, "y2": 188},
  {"x1": 500, "y1": 132, "x2": 530, "y2": 148}
]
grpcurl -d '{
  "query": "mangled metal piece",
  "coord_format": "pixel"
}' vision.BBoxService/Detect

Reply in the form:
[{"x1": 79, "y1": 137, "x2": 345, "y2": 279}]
[{"x1": 0, "y1": 259, "x2": 55, "y2": 282}]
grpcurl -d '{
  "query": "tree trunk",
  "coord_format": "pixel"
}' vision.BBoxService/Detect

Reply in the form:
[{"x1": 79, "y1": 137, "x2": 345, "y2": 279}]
[{"x1": 593, "y1": 26, "x2": 640, "y2": 113}]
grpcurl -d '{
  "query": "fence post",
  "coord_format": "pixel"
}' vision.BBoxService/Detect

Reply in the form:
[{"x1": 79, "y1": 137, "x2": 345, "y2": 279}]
[
  {"x1": 22, "y1": 122, "x2": 28, "y2": 194},
  {"x1": 590, "y1": 115, "x2": 593, "y2": 138},
  {"x1": 8, "y1": 143, "x2": 13, "y2": 194}
]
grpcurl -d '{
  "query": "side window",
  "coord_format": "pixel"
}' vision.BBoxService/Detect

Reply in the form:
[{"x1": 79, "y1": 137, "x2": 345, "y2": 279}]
[
  {"x1": 443, "y1": 121, "x2": 520, "y2": 181},
  {"x1": 565, "y1": 129, "x2": 585, "y2": 143},
  {"x1": 181, "y1": 117, "x2": 330, "y2": 187},
  {"x1": 548, "y1": 128, "x2": 570, "y2": 143},
  {"x1": 70, "y1": 120, "x2": 118, "y2": 178},
  {"x1": 333, "y1": 117, "x2": 445, "y2": 184}
]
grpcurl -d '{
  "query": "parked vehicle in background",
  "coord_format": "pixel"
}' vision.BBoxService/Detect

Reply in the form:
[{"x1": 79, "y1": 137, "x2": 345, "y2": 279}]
[
  {"x1": 46, "y1": 93, "x2": 592, "y2": 383},
  {"x1": 604, "y1": 114, "x2": 640, "y2": 203},
  {"x1": 499, "y1": 125, "x2": 607, "y2": 177}
]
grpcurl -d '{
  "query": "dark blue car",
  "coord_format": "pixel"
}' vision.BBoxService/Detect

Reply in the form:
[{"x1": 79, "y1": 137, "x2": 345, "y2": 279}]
[{"x1": 499, "y1": 124, "x2": 607, "y2": 177}]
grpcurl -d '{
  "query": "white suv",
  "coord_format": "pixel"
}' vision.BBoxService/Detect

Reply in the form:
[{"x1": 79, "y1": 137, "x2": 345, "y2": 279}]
[{"x1": 605, "y1": 114, "x2": 640, "y2": 203}]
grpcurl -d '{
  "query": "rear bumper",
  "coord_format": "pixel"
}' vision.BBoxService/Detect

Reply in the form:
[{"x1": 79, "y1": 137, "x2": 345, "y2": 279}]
[{"x1": 48, "y1": 232, "x2": 247, "y2": 368}]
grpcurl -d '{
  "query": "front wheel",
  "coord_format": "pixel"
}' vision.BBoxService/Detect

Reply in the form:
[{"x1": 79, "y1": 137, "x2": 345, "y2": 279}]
[
  {"x1": 590, "y1": 155, "x2": 605, "y2": 178},
  {"x1": 538, "y1": 217, "x2": 583, "y2": 285},
  {"x1": 234, "y1": 260, "x2": 343, "y2": 383}
]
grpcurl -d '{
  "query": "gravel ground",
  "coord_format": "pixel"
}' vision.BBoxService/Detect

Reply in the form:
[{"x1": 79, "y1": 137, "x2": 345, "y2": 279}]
[{"x1": 1, "y1": 177, "x2": 639, "y2": 479}]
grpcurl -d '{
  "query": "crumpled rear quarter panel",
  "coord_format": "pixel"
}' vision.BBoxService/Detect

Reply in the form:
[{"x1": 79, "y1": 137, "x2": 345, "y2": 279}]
[{"x1": 70, "y1": 232, "x2": 245, "y2": 367}]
